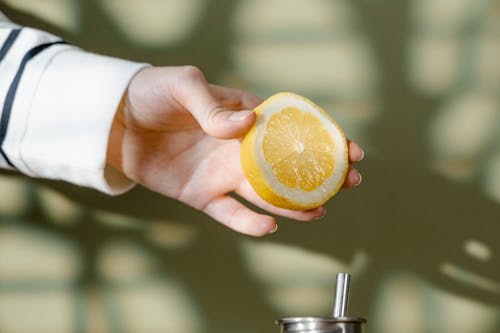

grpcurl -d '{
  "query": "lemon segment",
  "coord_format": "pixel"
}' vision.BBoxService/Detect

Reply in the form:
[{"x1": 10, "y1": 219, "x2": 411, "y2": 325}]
[{"x1": 240, "y1": 92, "x2": 348, "y2": 210}]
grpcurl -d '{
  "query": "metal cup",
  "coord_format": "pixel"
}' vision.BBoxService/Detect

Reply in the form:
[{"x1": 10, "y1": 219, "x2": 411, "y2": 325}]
[
  {"x1": 276, "y1": 273, "x2": 366, "y2": 333},
  {"x1": 276, "y1": 316, "x2": 366, "y2": 333}
]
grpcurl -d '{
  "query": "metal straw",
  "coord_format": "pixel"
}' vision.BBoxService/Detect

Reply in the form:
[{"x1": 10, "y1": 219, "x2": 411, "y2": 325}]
[{"x1": 333, "y1": 273, "x2": 350, "y2": 318}]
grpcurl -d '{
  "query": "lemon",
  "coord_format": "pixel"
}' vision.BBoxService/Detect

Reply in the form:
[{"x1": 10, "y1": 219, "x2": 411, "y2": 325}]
[{"x1": 240, "y1": 92, "x2": 348, "y2": 210}]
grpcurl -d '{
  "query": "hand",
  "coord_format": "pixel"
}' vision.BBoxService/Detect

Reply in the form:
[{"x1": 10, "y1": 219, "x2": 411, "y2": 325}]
[{"x1": 107, "y1": 66, "x2": 364, "y2": 236}]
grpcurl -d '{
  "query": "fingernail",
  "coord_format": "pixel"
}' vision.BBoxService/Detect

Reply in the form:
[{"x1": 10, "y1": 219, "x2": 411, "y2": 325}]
[
  {"x1": 355, "y1": 173, "x2": 363, "y2": 186},
  {"x1": 359, "y1": 149, "x2": 365, "y2": 161},
  {"x1": 314, "y1": 208, "x2": 326, "y2": 220},
  {"x1": 269, "y1": 224, "x2": 278, "y2": 234},
  {"x1": 229, "y1": 110, "x2": 254, "y2": 122}
]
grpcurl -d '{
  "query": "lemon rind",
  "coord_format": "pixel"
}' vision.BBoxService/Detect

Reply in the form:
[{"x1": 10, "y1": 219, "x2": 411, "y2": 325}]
[{"x1": 241, "y1": 92, "x2": 349, "y2": 210}]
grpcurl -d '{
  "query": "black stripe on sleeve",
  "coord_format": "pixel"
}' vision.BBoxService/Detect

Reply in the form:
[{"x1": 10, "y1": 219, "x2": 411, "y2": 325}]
[
  {"x1": 0, "y1": 28, "x2": 21, "y2": 63},
  {"x1": 0, "y1": 40, "x2": 67, "y2": 169}
]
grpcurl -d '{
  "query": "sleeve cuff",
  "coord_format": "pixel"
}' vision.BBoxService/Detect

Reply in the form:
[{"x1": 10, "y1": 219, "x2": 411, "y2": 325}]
[{"x1": 17, "y1": 48, "x2": 148, "y2": 195}]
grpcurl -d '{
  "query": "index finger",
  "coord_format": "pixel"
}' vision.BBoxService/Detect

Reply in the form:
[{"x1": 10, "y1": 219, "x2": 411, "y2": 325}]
[{"x1": 209, "y1": 84, "x2": 263, "y2": 110}]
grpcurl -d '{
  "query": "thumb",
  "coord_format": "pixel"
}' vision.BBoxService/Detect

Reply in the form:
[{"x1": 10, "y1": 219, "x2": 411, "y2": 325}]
[
  {"x1": 202, "y1": 106, "x2": 256, "y2": 139},
  {"x1": 173, "y1": 66, "x2": 256, "y2": 139}
]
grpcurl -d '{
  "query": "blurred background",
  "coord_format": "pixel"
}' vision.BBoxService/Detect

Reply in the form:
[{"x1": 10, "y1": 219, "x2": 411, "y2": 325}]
[{"x1": 0, "y1": 0, "x2": 500, "y2": 332}]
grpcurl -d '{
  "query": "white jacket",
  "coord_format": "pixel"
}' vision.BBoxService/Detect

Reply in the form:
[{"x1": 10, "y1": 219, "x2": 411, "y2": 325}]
[{"x1": 0, "y1": 11, "x2": 146, "y2": 194}]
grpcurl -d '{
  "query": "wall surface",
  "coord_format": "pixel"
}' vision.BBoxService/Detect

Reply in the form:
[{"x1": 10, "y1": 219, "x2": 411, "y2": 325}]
[{"x1": 0, "y1": 1, "x2": 499, "y2": 332}]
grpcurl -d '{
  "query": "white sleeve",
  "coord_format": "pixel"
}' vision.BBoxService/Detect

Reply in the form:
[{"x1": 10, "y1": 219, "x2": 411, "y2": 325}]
[{"x1": 0, "y1": 12, "x2": 148, "y2": 195}]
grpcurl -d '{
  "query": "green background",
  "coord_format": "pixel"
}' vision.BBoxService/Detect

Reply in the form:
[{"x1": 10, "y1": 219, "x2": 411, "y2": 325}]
[{"x1": 0, "y1": 0, "x2": 499, "y2": 332}]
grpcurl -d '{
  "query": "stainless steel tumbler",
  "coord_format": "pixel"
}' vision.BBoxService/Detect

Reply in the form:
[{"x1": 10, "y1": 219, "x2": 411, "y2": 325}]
[{"x1": 276, "y1": 273, "x2": 366, "y2": 333}]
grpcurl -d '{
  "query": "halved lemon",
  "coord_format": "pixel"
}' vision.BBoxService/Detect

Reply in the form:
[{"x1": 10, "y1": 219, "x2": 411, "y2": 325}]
[{"x1": 240, "y1": 92, "x2": 348, "y2": 210}]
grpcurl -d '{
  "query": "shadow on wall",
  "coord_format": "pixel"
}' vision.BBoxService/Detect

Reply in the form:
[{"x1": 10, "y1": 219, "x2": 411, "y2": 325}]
[{"x1": 0, "y1": 0, "x2": 500, "y2": 333}]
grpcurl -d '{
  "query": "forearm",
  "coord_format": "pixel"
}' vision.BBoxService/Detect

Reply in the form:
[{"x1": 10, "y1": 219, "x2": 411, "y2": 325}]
[{"x1": 0, "y1": 10, "x2": 147, "y2": 194}]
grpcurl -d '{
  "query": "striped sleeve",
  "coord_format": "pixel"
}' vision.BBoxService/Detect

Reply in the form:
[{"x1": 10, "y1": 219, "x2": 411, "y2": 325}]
[{"x1": 0, "y1": 13, "x2": 148, "y2": 194}]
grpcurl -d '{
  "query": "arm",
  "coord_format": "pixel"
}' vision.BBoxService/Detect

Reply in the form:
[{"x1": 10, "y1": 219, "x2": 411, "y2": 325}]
[
  {"x1": 0, "y1": 11, "x2": 147, "y2": 193},
  {"x1": 0, "y1": 12, "x2": 363, "y2": 236}
]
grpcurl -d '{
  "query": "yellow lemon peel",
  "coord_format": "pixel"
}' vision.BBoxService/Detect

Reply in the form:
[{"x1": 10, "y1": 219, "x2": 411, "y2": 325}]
[{"x1": 241, "y1": 92, "x2": 349, "y2": 210}]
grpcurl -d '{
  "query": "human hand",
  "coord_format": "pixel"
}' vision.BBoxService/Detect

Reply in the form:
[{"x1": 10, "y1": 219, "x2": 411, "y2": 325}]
[{"x1": 107, "y1": 66, "x2": 364, "y2": 236}]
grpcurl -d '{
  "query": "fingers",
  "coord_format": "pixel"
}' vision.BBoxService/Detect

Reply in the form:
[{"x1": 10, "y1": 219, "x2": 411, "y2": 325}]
[
  {"x1": 342, "y1": 167, "x2": 362, "y2": 189},
  {"x1": 236, "y1": 181, "x2": 325, "y2": 221},
  {"x1": 342, "y1": 140, "x2": 364, "y2": 189},
  {"x1": 203, "y1": 195, "x2": 277, "y2": 237},
  {"x1": 348, "y1": 140, "x2": 364, "y2": 163},
  {"x1": 172, "y1": 66, "x2": 256, "y2": 139},
  {"x1": 208, "y1": 84, "x2": 263, "y2": 110}
]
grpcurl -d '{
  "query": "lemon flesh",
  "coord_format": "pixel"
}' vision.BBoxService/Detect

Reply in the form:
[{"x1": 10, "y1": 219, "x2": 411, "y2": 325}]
[{"x1": 240, "y1": 92, "x2": 348, "y2": 210}]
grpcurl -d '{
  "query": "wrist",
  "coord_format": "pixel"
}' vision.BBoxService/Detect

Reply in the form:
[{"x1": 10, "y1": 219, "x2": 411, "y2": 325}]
[{"x1": 106, "y1": 94, "x2": 127, "y2": 175}]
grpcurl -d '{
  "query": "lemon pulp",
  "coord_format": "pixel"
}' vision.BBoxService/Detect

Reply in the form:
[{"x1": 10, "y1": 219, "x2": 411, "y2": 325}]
[
  {"x1": 240, "y1": 92, "x2": 348, "y2": 210},
  {"x1": 263, "y1": 106, "x2": 335, "y2": 192}
]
